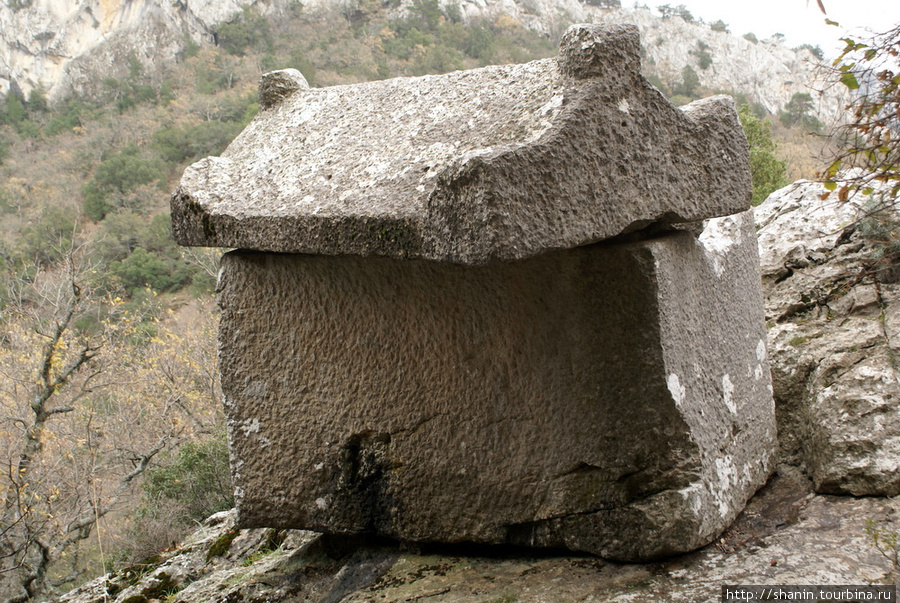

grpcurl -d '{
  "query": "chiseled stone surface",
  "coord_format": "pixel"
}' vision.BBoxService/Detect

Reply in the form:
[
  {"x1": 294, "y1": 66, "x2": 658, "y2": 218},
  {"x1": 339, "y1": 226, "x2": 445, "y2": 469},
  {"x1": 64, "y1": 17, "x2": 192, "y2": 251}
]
[
  {"x1": 217, "y1": 212, "x2": 774, "y2": 561},
  {"x1": 171, "y1": 24, "x2": 751, "y2": 265}
]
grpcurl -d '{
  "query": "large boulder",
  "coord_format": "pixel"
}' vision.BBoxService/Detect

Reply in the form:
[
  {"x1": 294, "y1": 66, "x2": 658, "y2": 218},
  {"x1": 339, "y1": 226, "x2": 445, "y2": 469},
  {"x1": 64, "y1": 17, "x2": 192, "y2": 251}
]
[
  {"x1": 757, "y1": 180, "x2": 900, "y2": 495},
  {"x1": 173, "y1": 24, "x2": 774, "y2": 561}
]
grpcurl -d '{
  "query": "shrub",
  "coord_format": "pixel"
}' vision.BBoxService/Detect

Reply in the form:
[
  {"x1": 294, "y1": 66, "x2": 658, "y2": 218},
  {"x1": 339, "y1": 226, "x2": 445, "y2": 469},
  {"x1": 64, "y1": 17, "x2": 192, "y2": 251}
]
[
  {"x1": 45, "y1": 100, "x2": 97, "y2": 136},
  {"x1": 110, "y1": 248, "x2": 192, "y2": 293},
  {"x1": 17, "y1": 204, "x2": 79, "y2": 265},
  {"x1": 191, "y1": 50, "x2": 238, "y2": 95},
  {"x1": 657, "y1": 4, "x2": 693, "y2": 22},
  {"x1": 793, "y1": 43, "x2": 824, "y2": 61},
  {"x1": 27, "y1": 87, "x2": 48, "y2": 112},
  {"x1": 857, "y1": 197, "x2": 900, "y2": 278},
  {"x1": 743, "y1": 32, "x2": 758, "y2": 44},
  {"x1": 153, "y1": 121, "x2": 243, "y2": 164},
  {"x1": 141, "y1": 435, "x2": 233, "y2": 524},
  {"x1": 94, "y1": 210, "x2": 147, "y2": 263},
  {"x1": 710, "y1": 20, "x2": 729, "y2": 33}
]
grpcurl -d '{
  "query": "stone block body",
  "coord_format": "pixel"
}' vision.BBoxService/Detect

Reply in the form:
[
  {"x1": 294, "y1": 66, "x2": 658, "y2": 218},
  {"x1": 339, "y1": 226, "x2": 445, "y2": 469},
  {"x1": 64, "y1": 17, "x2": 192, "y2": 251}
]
[{"x1": 218, "y1": 212, "x2": 775, "y2": 561}]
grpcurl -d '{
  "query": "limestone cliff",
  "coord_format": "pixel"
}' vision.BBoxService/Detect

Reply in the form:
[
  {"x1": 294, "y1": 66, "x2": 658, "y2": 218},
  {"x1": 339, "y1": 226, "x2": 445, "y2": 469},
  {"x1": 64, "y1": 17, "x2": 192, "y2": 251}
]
[
  {"x1": 2, "y1": 0, "x2": 838, "y2": 119},
  {"x1": 0, "y1": 0, "x2": 252, "y2": 102}
]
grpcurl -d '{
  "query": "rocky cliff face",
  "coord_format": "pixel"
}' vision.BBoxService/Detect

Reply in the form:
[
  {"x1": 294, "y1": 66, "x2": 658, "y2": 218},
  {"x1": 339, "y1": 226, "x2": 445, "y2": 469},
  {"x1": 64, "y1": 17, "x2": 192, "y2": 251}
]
[
  {"x1": 445, "y1": 1, "x2": 835, "y2": 118},
  {"x1": 3, "y1": 0, "x2": 838, "y2": 119},
  {"x1": 0, "y1": 0, "x2": 250, "y2": 102}
]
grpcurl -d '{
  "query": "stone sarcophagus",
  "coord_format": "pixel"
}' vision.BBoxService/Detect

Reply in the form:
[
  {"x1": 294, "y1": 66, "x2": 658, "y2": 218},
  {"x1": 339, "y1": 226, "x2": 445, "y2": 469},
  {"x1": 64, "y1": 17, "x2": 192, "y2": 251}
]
[{"x1": 171, "y1": 24, "x2": 776, "y2": 562}]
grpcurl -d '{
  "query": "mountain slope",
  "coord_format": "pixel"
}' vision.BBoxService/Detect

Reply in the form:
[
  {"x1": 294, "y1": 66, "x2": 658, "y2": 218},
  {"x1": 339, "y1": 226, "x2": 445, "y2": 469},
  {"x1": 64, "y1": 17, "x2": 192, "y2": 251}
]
[{"x1": 1, "y1": 0, "x2": 840, "y2": 121}]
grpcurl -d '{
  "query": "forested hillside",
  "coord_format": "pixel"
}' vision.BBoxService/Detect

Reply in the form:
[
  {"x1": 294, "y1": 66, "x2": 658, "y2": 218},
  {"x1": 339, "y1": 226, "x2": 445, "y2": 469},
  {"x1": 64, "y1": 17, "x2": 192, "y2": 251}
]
[{"x1": 0, "y1": 2, "x2": 830, "y2": 599}]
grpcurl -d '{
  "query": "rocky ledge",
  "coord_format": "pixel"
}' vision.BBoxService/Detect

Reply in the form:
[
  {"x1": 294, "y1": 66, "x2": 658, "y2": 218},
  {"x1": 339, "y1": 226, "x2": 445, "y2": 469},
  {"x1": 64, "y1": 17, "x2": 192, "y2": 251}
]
[{"x1": 60, "y1": 467, "x2": 899, "y2": 603}]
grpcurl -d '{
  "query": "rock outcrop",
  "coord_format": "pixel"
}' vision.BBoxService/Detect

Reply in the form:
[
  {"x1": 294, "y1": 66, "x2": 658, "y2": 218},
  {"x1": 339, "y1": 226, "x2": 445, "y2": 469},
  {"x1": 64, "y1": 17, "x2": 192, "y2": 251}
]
[
  {"x1": 756, "y1": 179, "x2": 900, "y2": 496},
  {"x1": 171, "y1": 24, "x2": 775, "y2": 561}
]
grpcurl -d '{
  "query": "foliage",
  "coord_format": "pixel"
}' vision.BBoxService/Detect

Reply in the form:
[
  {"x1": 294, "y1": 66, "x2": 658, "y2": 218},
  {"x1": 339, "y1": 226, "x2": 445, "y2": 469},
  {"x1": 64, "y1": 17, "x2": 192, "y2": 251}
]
[
  {"x1": 743, "y1": 32, "x2": 758, "y2": 44},
  {"x1": 17, "y1": 204, "x2": 80, "y2": 266},
  {"x1": 0, "y1": 258, "x2": 220, "y2": 600},
  {"x1": 82, "y1": 145, "x2": 167, "y2": 221},
  {"x1": 190, "y1": 48, "x2": 240, "y2": 94},
  {"x1": 99, "y1": 54, "x2": 161, "y2": 113},
  {"x1": 865, "y1": 518, "x2": 900, "y2": 581},
  {"x1": 27, "y1": 87, "x2": 49, "y2": 112},
  {"x1": 45, "y1": 100, "x2": 98, "y2": 136},
  {"x1": 675, "y1": 65, "x2": 700, "y2": 97},
  {"x1": 93, "y1": 212, "x2": 209, "y2": 297},
  {"x1": 691, "y1": 40, "x2": 713, "y2": 70},
  {"x1": 794, "y1": 43, "x2": 825, "y2": 61},
  {"x1": 109, "y1": 248, "x2": 194, "y2": 295},
  {"x1": 2, "y1": 93, "x2": 27, "y2": 126},
  {"x1": 216, "y1": 5, "x2": 273, "y2": 56},
  {"x1": 376, "y1": 0, "x2": 553, "y2": 75},
  {"x1": 656, "y1": 4, "x2": 694, "y2": 22},
  {"x1": 153, "y1": 120, "x2": 244, "y2": 164},
  {"x1": 821, "y1": 24, "x2": 900, "y2": 202},
  {"x1": 738, "y1": 104, "x2": 789, "y2": 204},
  {"x1": 709, "y1": 20, "x2": 728, "y2": 33},
  {"x1": 779, "y1": 92, "x2": 821, "y2": 132},
  {"x1": 1, "y1": 93, "x2": 41, "y2": 137},
  {"x1": 141, "y1": 434, "x2": 233, "y2": 525},
  {"x1": 856, "y1": 196, "x2": 900, "y2": 277}
]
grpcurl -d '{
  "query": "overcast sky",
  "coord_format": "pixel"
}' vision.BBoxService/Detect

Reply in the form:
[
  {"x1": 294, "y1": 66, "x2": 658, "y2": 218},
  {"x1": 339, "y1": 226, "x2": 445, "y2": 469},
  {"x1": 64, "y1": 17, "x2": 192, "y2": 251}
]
[{"x1": 654, "y1": 0, "x2": 900, "y2": 56}]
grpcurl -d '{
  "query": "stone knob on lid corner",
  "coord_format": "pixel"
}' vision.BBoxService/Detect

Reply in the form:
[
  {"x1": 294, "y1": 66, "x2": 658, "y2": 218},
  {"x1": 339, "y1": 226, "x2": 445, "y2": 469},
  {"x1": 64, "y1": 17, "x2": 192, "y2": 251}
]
[
  {"x1": 258, "y1": 68, "x2": 309, "y2": 110},
  {"x1": 558, "y1": 23, "x2": 641, "y2": 79}
]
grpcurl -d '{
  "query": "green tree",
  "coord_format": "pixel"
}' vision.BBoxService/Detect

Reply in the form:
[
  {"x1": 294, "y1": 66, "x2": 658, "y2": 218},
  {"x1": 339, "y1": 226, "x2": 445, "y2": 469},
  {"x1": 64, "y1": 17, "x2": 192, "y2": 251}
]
[
  {"x1": 675, "y1": 65, "x2": 700, "y2": 97},
  {"x1": 3, "y1": 93, "x2": 26, "y2": 126},
  {"x1": 109, "y1": 247, "x2": 194, "y2": 295},
  {"x1": 657, "y1": 4, "x2": 693, "y2": 22},
  {"x1": 27, "y1": 87, "x2": 48, "y2": 112},
  {"x1": 779, "y1": 92, "x2": 821, "y2": 132},
  {"x1": 691, "y1": 41, "x2": 713, "y2": 70},
  {"x1": 738, "y1": 104, "x2": 789, "y2": 204}
]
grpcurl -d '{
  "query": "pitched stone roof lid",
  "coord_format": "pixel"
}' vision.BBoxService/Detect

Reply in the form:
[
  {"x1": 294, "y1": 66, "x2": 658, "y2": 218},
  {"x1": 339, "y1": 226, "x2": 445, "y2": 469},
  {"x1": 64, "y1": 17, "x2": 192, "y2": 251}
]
[{"x1": 171, "y1": 24, "x2": 751, "y2": 265}]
